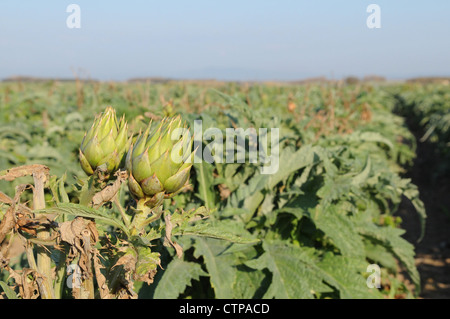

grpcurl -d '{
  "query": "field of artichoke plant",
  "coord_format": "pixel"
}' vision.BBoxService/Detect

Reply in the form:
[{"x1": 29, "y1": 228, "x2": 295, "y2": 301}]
[{"x1": 0, "y1": 80, "x2": 447, "y2": 299}]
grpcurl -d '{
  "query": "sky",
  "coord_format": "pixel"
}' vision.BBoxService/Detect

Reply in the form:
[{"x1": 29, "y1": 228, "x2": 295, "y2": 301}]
[{"x1": 0, "y1": 0, "x2": 449, "y2": 81}]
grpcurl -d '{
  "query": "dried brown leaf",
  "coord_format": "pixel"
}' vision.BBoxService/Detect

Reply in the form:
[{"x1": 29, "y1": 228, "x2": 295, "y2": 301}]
[
  {"x1": 0, "y1": 206, "x2": 16, "y2": 245},
  {"x1": 93, "y1": 249, "x2": 112, "y2": 299},
  {"x1": 163, "y1": 213, "x2": 183, "y2": 258},
  {"x1": 0, "y1": 164, "x2": 49, "y2": 182},
  {"x1": 91, "y1": 170, "x2": 128, "y2": 209},
  {"x1": 0, "y1": 191, "x2": 13, "y2": 205}
]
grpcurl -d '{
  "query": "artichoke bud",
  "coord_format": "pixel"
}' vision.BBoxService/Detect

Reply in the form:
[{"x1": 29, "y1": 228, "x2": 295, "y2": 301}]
[
  {"x1": 79, "y1": 106, "x2": 129, "y2": 176},
  {"x1": 126, "y1": 116, "x2": 194, "y2": 199}
]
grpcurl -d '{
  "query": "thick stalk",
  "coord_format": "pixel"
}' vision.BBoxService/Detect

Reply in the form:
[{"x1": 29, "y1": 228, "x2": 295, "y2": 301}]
[
  {"x1": 33, "y1": 170, "x2": 54, "y2": 299},
  {"x1": 130, "y1": 199, "x2": 153, "y2": 236},
  {"x1": 53, "y1": 246, "x2": 68, "y2": 299},
  {"x1": 82, "y1": 266, "x2": 95, "y2": 299}
]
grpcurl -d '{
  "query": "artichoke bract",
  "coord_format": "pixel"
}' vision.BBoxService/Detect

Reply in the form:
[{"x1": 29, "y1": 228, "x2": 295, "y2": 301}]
[
  {"x1": 126, "y1": 116, "x2": 194, "y2": 201},
  {"x1": 79, "y1": 107, "x2": 129, "y2": 177}
]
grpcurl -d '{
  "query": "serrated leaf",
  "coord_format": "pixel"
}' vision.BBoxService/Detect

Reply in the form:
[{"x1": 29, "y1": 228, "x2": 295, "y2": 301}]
[
  {"x1": 364, "y1": 240, "x2": 398, "y2": 272},
  {"x1": 245, "y1": 241, "x2": 332, "y2": 299},
  {"x1": 317, "y1": 253, "x2": 382, "y2": 299},
  {"x1": 266, "y1": 145, "x2": 318, "y2": 188},
  {"x1": 310, "y1": 204, "x2": 365, "y2": 258},
  {"x1": 241, "y1": 144, "x2": 320, "y2": 219},
  {"x1": 178, "y1": 223, "x2": 259, "y2": 244},
  {"x1": 193, "y1": 238, "x2": 237, "y2": 298},
  {"x1": 357, "y1": 223, "x2": 420, "y2": 294},
  {"x1": 35, "y1": 203, "x2": 129, "y2": 236},
  {"x1": 154, "y1": 258, "x2": 207, "y2": 299}
]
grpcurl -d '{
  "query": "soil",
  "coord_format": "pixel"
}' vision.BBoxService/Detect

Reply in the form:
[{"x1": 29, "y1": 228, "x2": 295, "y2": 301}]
[{"x1": 396, "y1": 128, "x2": 450, "y2": 299}]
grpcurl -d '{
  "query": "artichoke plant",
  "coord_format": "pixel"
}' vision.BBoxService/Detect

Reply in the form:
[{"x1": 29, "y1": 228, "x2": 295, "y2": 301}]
[
  {"x1": 79, "y1": 107, "x2": 129, "y2": 177},
  {"x1": 126, "y1": 116, "x2": 194, "y2": 204}
]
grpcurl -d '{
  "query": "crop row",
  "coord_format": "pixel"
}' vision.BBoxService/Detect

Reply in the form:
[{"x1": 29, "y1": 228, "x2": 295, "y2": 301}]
[{"x1": 0, "y1": 81, "x2": 431, "y2": 298}]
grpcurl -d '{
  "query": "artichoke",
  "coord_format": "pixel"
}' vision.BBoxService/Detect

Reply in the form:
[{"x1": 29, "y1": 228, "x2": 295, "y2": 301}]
[
  {"x1": 79, "y1": 107, "x2": 129, "y2": 177},
  {"x1": 126, "y1": 116, "x2": 194, "y2": 201}
]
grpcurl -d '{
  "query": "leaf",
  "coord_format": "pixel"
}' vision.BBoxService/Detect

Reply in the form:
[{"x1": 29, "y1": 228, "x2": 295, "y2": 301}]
[
  {"x1": 194, "y1": 161, "x2": 216, "y2": 210},
  {"x1": 232, "y1": 266, "x2": 267, "y2": 299},
  {"x1": 48, "y1": 174, "x2": 69, "y2": 204},
  {"x1": 0, "y1": 164, "x2": 49, "y2": 182},
  {"x1": 402, "y1": 181, "x2": 427, "y2": 242},
  {"x1": 266, "y1": 145, "x2": 319, "y2": 189},
  {"x1": 0, "y1": 281, "x2": 18, "y2": 299},
  {"x1": 310, "y1": 204, "x2": 365, "y2": 258},
  {"x1": 349, "y1": 131, "x2": 394, "y2": 150},
  {"x1": 245, "y1": 241, "x2": 332, "y2": 299},
  {"x1": 357, "y1": 223, "x2": 420, "y2": 294},
  {"x1": 193, "y1": 238, "x2": 237, "y2": 298},
  {"x1": 241, "y1": 145, "x2": 320, "y2": 219},
  {"x1": 228, "y1": 173, "x2": 268, "y2": 221},
  {"x1": 0, "y1": 125, "x2": 32, "y2": 142},
  {"x1": 178, "y1": 223, "x2": 259, "y2": 244},
  {"x1": 351, "y1": 156, "x2": 371, "y2": 186},
  {"x1": 317, "y1": 253, "x2": 382, "y2": 299},
  {"x1": 364, "y1": 240, "x2": 398, "y2": 272},
  {"x1": 153, "y1": 259, "x2": 207, "y2": 299},
  {"x1": 35, "y1": 203, "x2": 130, "y2": 236},
  {"x1": 134, "y1": 246, "x2": 161, "y2": 285}
]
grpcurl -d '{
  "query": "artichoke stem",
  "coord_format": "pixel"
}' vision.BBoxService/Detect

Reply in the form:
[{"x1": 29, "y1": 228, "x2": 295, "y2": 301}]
[{"x1": 130, "y1": 198, "x2": 154, "y2": 236}]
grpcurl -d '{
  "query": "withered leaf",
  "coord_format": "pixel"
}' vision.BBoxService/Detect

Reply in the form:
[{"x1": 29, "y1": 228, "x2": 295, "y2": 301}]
[
  {"x1": 91, "y1": 170, "x2": 128, "y2": 209},
  {"x1": 163, "y1": 213, "x2": 183, "y2": 258},
  {"x1": 0, "y1": 164, "x2": 49, "y2": 182}
]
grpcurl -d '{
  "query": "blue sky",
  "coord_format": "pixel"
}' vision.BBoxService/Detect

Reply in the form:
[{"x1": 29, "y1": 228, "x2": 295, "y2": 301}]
[{"x1": 0, "y1": 0, "x2": 449, "y2": 81}]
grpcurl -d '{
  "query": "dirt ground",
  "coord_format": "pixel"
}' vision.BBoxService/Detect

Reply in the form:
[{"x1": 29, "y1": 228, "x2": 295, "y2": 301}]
[{"x1": 396, "y1": 130, "x2": 450, "y2": 299}]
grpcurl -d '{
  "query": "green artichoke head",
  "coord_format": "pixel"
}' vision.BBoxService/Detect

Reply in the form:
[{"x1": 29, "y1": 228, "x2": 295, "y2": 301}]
[
  {"x1": 126, "y1": 116, "x2": 194, "y2": 200},
  {"x1": 79, "y1": 106, "x2": 129, "y2": 176}
]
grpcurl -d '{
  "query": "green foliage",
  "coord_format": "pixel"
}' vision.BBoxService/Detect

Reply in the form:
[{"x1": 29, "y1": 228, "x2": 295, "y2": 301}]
[
  {"x1": 153, "y1": 259, "x2": 207, "y2": 299},
  {"x1": 393, "y1": 84, "x2": 450, "y2": 178},
  {"x1": 0, "y1": 281, "x2": 18, "y2": 299},
  {"x1": 0, "y1": 80, "x2": 438, "y2": 299},
  {"x1": 37, "y1": 203, "x2": 130, "y2": 236}
]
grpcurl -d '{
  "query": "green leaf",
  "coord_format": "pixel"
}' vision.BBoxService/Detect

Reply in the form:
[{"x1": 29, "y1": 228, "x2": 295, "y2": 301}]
[
  {"x1": 310, "y1": 204, "x2": 365, "y2": 258},
  {"x1": 266, "y1": 145, "x2": 319, "y2": 189},
  {"x1": 345, "y1": 131, "x2": 394, "y2": 150},
  {"x1": 317, "y1": 253, "x2": 382, "y2": 299},
  {"x1": 232, "y1": 266, "x2": 267, "y2": 299},
  {"x1": 0, "y1": 281, "x2": 18, "y2": 299},
  {"x1": 351, "y1": 156, "x2": 371, "y2": 186},
  {"x1": 241, "y1": 144, "x2": 321, "y2": 219},
  {"x1": 35, "y1": 203, "x2": 130, "y2": 236},
  {"x1": 402, "y1": 181, "x2": 427, "y2": 242},
  {"x1": 358, "y1": 223, "x2": 420, "y2": 294},
  {"x1": 245, "y1": 241, "x2": 332, "y2": 299},
  {"x1": 178, "y1": 223, "x2": 259, "y2": 244},
  {"x1": 193, "y1": 238, "x2": 237, "y2": 298},
  {"x1": 48, "y1": 173, "x2": 70, "y2": 204},
  {"x1": 194, "y1": 161, "x2": 216, "y2": 209},
  {"x1": 364, "y1": 240, "x2": 398, "y2": 272},
  {"x1": 134, "y1": 246, "x2": 161, "y2": 284},
  {"x1": 154, "y1": 259, "x2": 207, "y2": 299}
]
